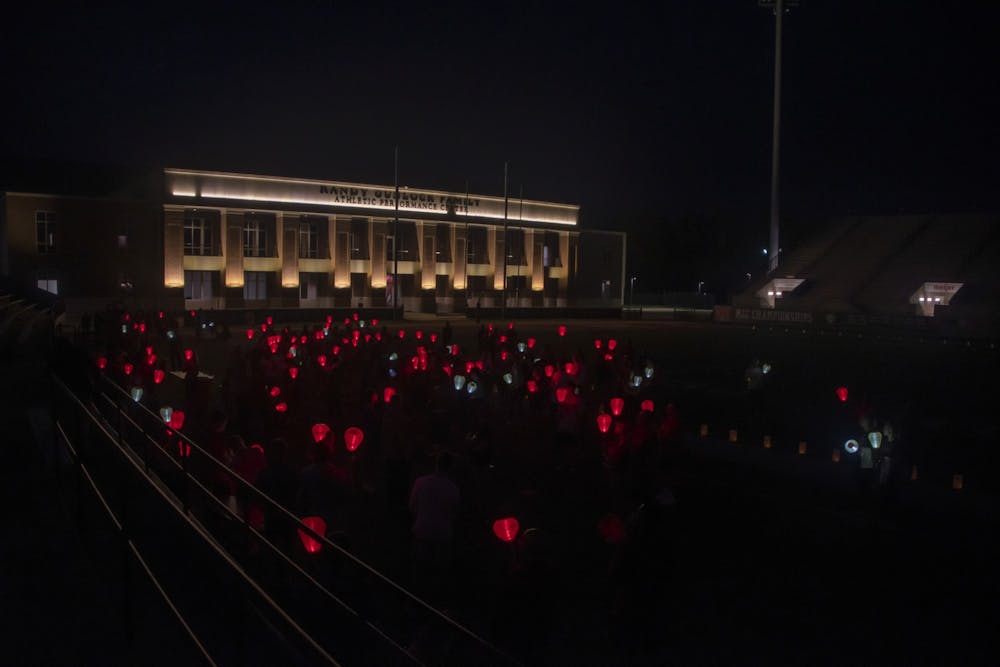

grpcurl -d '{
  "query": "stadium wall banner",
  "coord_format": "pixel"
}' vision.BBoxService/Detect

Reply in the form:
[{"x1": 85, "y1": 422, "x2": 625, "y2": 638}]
[{"x1": 733, "y1": 308, "x2": 813, "y2": 324}]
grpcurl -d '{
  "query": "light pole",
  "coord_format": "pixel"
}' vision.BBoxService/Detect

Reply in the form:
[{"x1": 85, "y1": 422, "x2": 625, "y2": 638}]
[
  {"x1": 759, "y1": 0, "x2": 797, "y2": 273},
  {"x1": 629, "y1": 275, "x2": 638, "y2": 307}
]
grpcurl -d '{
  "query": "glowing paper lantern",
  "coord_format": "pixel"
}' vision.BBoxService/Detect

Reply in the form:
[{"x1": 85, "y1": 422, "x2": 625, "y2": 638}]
[
  {"x1": 604, "y1": 353, "x2": 613, "y2": 361},
  {"x1": 184, "y1": 349, "x2": 193, "y2": 361},
  {"x1": 371, "y1": 318, "x2": 378, "y2": 326},
  {"x1": 564, "y1": 362, "x2": 577, "y2": 375},
  {"x1": 641, "y1": 400, "x2": 654, "y2": 413},
  {"x1": 415, "y1": 330, "x2": 423, "y2": 340},
  {"x1": 145, "y1": 346, "x2": 154, "y2": 356},
  {"x1": 333, "y1": 345, "x2": 341, "y2": 356},
  {"x1": 288, "y1": 345, "x2": 298, "y2": 358},
  {"x1": 123, "y1": 363, "x2": 134, "y2": 376},
  {"x1": 644, "y1": 364, "x2": 655, "y2": 379},
  {"x1": 398, "y1": 329, "x2": 406, "y2": 339},
  {"x1": 557, "y1": 325, "x2": 567, "y2": 337},
  {"x1": 556, "y1": 387, "x2": 569, "y2": 404},
  {"x1": 311, "y1": 423, "x2": 331, "y2": 444},
  {"x1": 269, "y1": 386, "x2": 281, "y2": 398},
  {"x1": 317, "y1": 354, "x2": 328, "y2": 367},
  {"x1": 527, "y1": 338, "x2": 536, "y2": 349},
  {"x1": 300, "y1": 335, "x2": 308, "y2": 345},
  {"x1": 388, "y1": 352, "x2": 398, "y2": 362},
  {"x1": 598, "y1": 513, "x2": 626, "y2": 544},
  {"x1": 288, "y1": 367, "x2": 299, "y2": 379},
  {"x1": 610, "y1": 397, "x2": 625, "y2": 416},
  {"x1": 275, "y1": 402, "x2": 288, "y2": 413},
  {"x1": 451, "y1": 344, "x2": 460, "y2": 356},
  {"x1": 159, "y1": 406, "x2": 173, "y2": 423},
  {"x1": 344, "y1": 426, "x2": 364, "y2": 452},
  {"x1": 517, "y1": 342, "x2": 527, "y2": 353},
  {"x1": 96, "y1": 356, "x2": 108, "y2": 370},
  {"x1": 352, "y1": 312, "x2": 359, "y2": 322},
  {"x1": 867, "y1": 432, "x2": 882, "y2": 449},
  {"x1": 139, "y1": 323, "x2": 147, "y2": 333},
  {"x1": 594, "y1": 339, "x2": 602, "y2": 349},
  {"x1": 501, "y1": 351, "x2": 509, "y2": 361},
  {"x1": 836, "y1": 386, "x2": 848, "y2": 403},
  {"x1": 508, "y1": 322, "x2": 515, "y2": 330},
  {"x1": 383, "y1": 387, "x2": 397, "y2": 403},
  {"x1": 466, "y1": 381, "x2": 478, "y2": 394},
  {"x1": 762, "y1": 363, "x2": 772, "y2": 375},
  {"x1": 168, "y1": 410, "x2": 185, "y2": 430},
  {"x1": 430, "y1": 333, "x2": 438, "y2": 343},
  {"x1": 146, "y1": 354, "x2": 157, "y2": 365},
  {"x1": 298, "y1": 516, "x2": 327, "y2": 553},
  {"x1": 499, "y1": 335, "x2": 507, "y2": 344},
  {"x1": 631, "y1": 375, "x2": 642, "y2": 388},
  {"x1": 526, "y1": 380, "x2": 538, "y2": 393},
  {"x1": 153, "y1": 369, "x2": 165, "y2": 385},
  {"x1": 260, "y1": 323, "x2": 268, "y2": 332},
  {"x1": 492, "y1": 517, "x2": 520, "y2": 543},
  {"x1": 597, "y1": 413, "x2": 612, "y2": 433},
  {"x1": 544, "y1": 365, "x2": 555, "y2": 378},
  {"x1": 502, "y1": 372, "x2": 513, "y2": 385},
  {"x1": 607, "y1": 339, "x2": 617, "y2": 351},
  {"x1": 266, "y1": 316, "x2": 273, "y2": 326}
]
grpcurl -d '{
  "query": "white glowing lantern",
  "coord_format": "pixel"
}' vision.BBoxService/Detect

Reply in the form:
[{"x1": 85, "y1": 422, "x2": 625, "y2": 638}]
[
  {"x1": 388, "y1": 352, "x2": 398, "y2": 361},
  {"x1": 844, "y1": 439, "x2": 860, "y2": 454},
  {"x1": 454, "y1": 375, "x2": 466, "y2": 391},
  {"x1": 159, "y1": 406, "x2": 173, "y2": 423},
  {"x1": 388, "y1": 368, "x2": 398, "y2": 378},
  {"x1": 631, "y1": 374, "x2": 642, "y2": 388},
  {"x1": 644, "y1": 364, "x2": 654, "y2": 379},
  {"x1": 762, "y1": 363, "x2": 771, "y2": 375},
  {"x1": 130, "y1": 386, "x2": 143, "y2": 402},
  {"x1": 166, "y1": 330, "x2": 176, "y2": 340},
  {"x1": 867, "y1": 431, "x2": 883, "y2": 449},
  {"x1": 502, "y1": 372, "x2": 513, "y2": 385},
  {"x1": 517, "y1": 342, "x2": 527, "y2": 353},
  {"x1": 466, "y1": 381, "x2": 478, "y2": 394}
]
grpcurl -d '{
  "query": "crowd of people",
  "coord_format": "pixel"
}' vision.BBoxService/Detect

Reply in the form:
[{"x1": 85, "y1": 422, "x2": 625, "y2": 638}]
[{"x1": 68, "y1": 308, "x2": 685, "y2": 661}]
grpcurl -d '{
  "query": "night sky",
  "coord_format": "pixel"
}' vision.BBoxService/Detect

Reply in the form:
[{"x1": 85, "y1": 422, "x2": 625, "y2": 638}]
[{"x1": 2, "y1": 1, "x2": 997, "y2": 290}]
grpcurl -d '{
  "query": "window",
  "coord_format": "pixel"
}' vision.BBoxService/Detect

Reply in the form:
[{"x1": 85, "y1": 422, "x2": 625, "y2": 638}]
[
  {"x1": 244, "y1": 271, "x2": 267, "y2": 301},
  {"x1": 243, "y1": 219, "x2": 267, "y2": 257},
  {"x1": 184, "y1": 217, "x2": 214, "y2": 256},
  {"x1": 299, "y1": 221, "x2": 320, "y2": 258},
  {"x1": 299, "y1": 273, "x2": 318, "y2": 300},
  {"x1": 183, "y1": 270, "x2": 213, "y2": 300},
  {"x1": 37, "y1": 278, "x2": 58, "y2": 295},
  {"x1": 36, "y1": 211, "x2": 56, "y2": 253}
]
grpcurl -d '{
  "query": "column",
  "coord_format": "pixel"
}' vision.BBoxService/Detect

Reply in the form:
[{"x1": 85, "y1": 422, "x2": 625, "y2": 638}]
[
  {"x1": 529, "y1": 229, "x2": 544, "y2": 291},
  {"x1": 224, "y1": 211, "x2": 243, "y2": 287},
  {"x1": 452, "y1": 224, "x2": 467, "y2": 290},
  {"x1": 558, "y1": 231, "x2": 570, "y2": 304},
  {"x1": 163, "y1": 209, "x2": 184, "y2": 288},
  {"x1": 280, "y1": 213, "x2": 298, "y2": 288},
  {"x1": 490, "y1": 227, "x2": 504, "y2": 291},
  {"x1": 420, "y1": 221, "x2": 436, "y2": 290},
  {"x1": 371, "y1": 218, "x2": 388, "y2": 288},
  {"x1": 332, "y1": 216, "x2": 350, "y2": 289}
]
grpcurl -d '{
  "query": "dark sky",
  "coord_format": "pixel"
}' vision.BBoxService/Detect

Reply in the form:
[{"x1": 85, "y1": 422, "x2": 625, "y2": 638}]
[{"x1": 2, "y1": 1, "x2": 997, "y2": 237}]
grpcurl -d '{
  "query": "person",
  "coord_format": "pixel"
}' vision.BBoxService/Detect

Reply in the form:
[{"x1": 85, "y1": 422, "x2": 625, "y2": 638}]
[{"x1": 409, "y1": 451, "x2": 461, "y2": 599}]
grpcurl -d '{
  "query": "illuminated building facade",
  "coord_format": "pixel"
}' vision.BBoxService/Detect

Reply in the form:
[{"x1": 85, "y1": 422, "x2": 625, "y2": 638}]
[
  {"x1": 164, "y1": 169, "x2": 625, "y2": 313},
  {"x1": 2, "y1": 167, "x2": 626, "y2": 314}
]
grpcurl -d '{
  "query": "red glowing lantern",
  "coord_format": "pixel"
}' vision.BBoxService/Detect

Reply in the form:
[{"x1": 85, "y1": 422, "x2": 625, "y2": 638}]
[
  {"x1": 564, "y1": 362, "x2": 578, "y2": 375},
  {"x1": 598, "y1": 513, "x2": 626, "y2": 544},
  {"x1": 415, "y1": 330, "x2": 423, "y2": 340},
  {"x1": 641, "y1": 399, "x2": 654, "y2": 413},
  {"x1": 430, "y1": 333, "x2": 438, "y2": 343},
  {"x1": 275, "y1": 402, "x2": 288, "y2": 413},
  {"x1": 594, "y1": 339, "x2": 602, "y2": 349},
  {"x1": 604, "y1": 353, "x2": 613, "y2": 361},
  {"x1": 298, "y1": 516, "x2": 327, "y2": 554},
  {"x1": 344, "y1": 426, "x2": 364, "y2": 452},
  {"x1": 168, "y1": 410, "x2": 185, "y2": 430},
  {"x1": 375, "y1": 332, "x2": 382, "y2": 341},
  {"x1": 332, "y1": 345, "x2": 341, "y2": 356},
  {"x1": 315, "y1": 330, "x2": 324, "y2": 340},
  {"x1": 364, "y1": 333, "x2": 372, "y2": 343},
  {"x1": 371, "y1": 318, "x2": 378, "y2": 326},
  {"x1": 266, "y1": 316, "x2": 273, "y2": 326},
  {"x1": 597, "y1": 413, "x2": 612, "y2": 434},
  {"x1": 269, "y1": 386, "x2": 281, "y2": 398},
  {"x1": 610, "y1": 397, "x2": 625, "y2": 416},
  {"x1": 526, "y1": 380, "x2": 538, "y2": 393},
  {"x1": 492, "y1": 517, "x2": 520, "y2": 543},
  {"x1": 527, "y1": 338, "x2": 536, "y2": 349},
  {"x1": 317, "y1": 354, "x2": 328, "y2": 367},
  {"x1": 556, "y1": 387, "x2": 569, "y2": 403},
  {"x1": 184, "y1": 349, "x2": 193, "y2": 361},
  {"x1": 288, "y1": 367, "x2": 299, "y2": 380},
  {"x1": 508, "y1": 322, "x2": 515, "y2": 330},
  {"x1": 558, "y1": 325, "x2": 567, "y2": 337},
  {"x1": 501, "y1": 351, "x2": 509, "y2": 361},
  {"x1": 398, "y1": 329, "x2": 406, "y2": 339},
  {"x1": 153, "y1": 369, "x2": 165, "y2": 385},
  {"x1": 260, "y1": 323, "x2": 268, "y2": 332},
  {"x1": 300, "y1": 335, "x2": 308, "y2": 345},
  {"x1": 836, "y1": 386, "x2": 849, "y2": 403},
  {"x1": 138, "y1": 323, "x2": 147, "y2": 333},
  {"x1": 451, "y1": 344, "x2": 460, "y2": 355},
  {"x1": 311, "y1": 423, "x2": 331, "y2": 444},
  {"x1": 488, "y1": 323, "x2": 494, "y2": 333},
  {"x1": 158, "y1": 311, "x2": 164, "y2": 319},
  {"x1": 96, "y1": 356, "x2": 108, "y2": 370},
  {"x1": 246, "y1": 328, "x2": 254, "y2": 340},
  {"x1": 383, "y1": 387, "x2": 397, "y2": 403},
  {"x1": 123, "y1": 363, "x2": 134, "y2": 376},
  {"x1": 607, "y1": 339, "x2": 618, "y2": 351},
  {"x1": 268, "y1": 343, "x2": 279, "y2": 354},
  {"x1": 352, "y1": 312, "x2": 359, "y2": 321},
  {"x1": 146, "y1": 353, "x2": 157, "y2": 365},
  {"x1": 499, "y1": 335, "x2": 507, "y2": 344}
]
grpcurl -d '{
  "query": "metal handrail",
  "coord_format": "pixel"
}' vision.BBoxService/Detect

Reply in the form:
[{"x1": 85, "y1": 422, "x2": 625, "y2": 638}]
[
  {"x1": 95, "y1": 373, "x2": 520, "y2": 665},
  {"x1": 56, "y1": 375, "x2": 343, "y2": 666}
]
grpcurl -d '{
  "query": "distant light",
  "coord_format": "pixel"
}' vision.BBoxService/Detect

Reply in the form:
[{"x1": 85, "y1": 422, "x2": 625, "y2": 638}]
[
  {"x1": 844, "y1": 439, "x2": 860, "y2": 454},
  {"x1": 762, "y1": 248, "x2": 768, "y2": 255}
]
